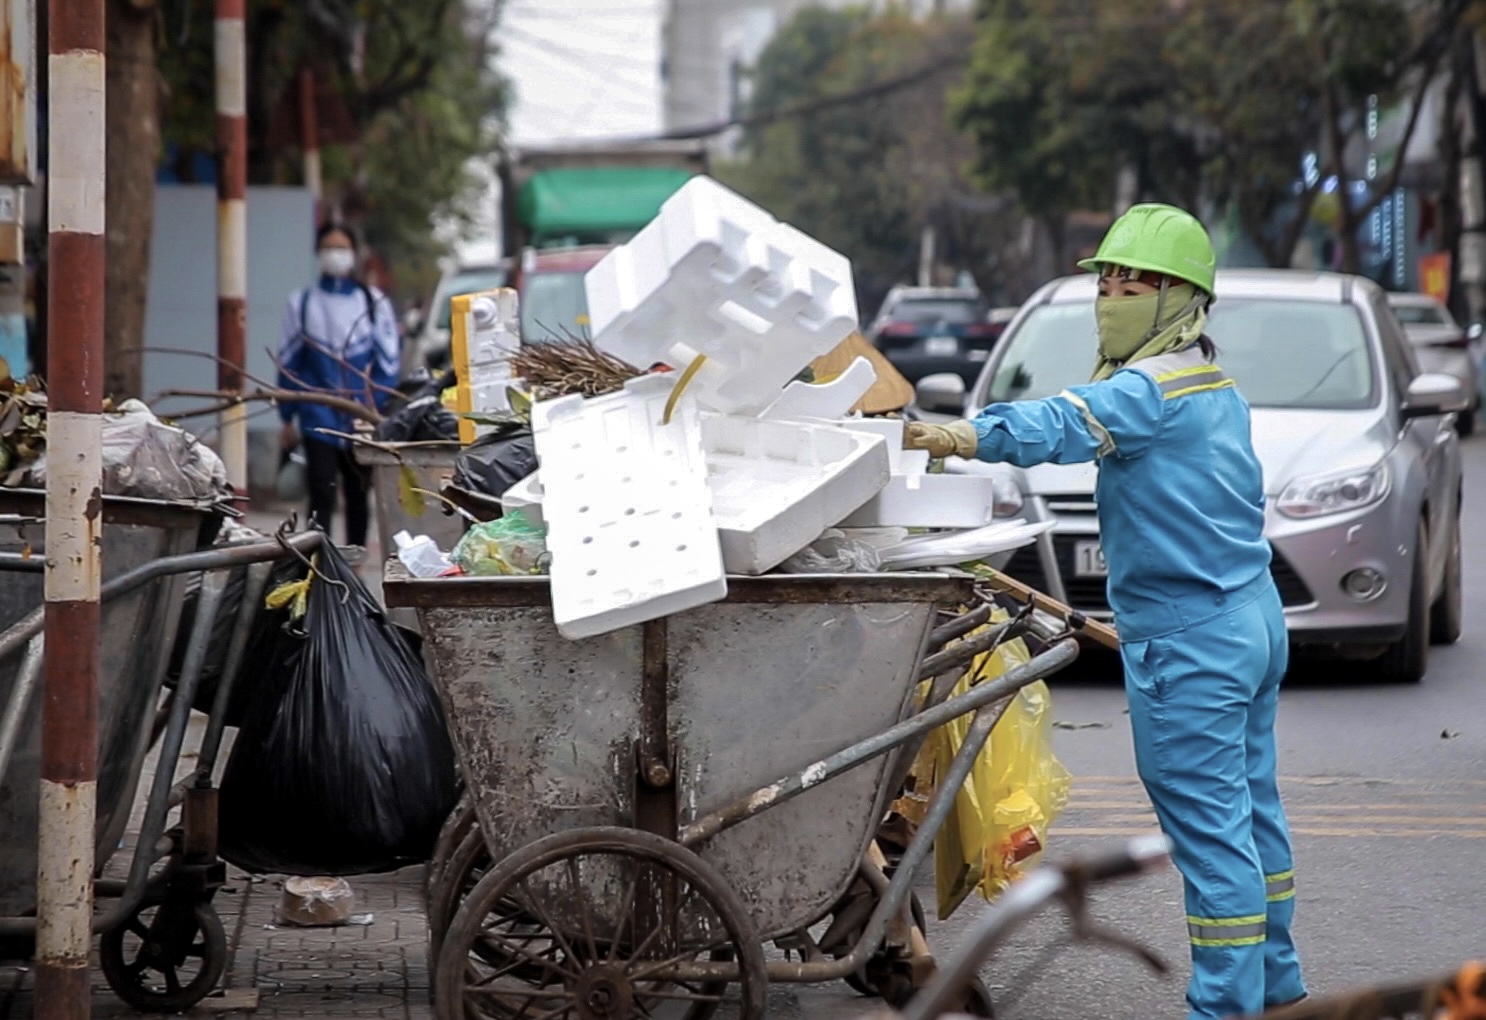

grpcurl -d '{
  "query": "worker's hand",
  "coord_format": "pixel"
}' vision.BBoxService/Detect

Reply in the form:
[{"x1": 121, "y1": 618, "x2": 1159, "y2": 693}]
[
  {"x1": 904, "y1": 420, "x2": 979, "y2": 460},
  {"x1": 279, "y1": 421, "x2": 298, "y2": 452}
]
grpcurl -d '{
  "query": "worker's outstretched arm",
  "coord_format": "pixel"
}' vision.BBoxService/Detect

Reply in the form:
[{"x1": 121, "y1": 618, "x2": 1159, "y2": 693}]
[{"x1": 906, "y1": 370, "x2": 1165, "y2": 466}]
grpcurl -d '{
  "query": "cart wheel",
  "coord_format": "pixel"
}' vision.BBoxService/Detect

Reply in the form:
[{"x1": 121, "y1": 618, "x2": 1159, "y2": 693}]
[
  {"x1": 841, "y1": 892, "x2": 928, "y2": 998},
  {"x1": 428, "y1": 822, "x2": 493, "y2": 1003},
  {"x1": 434, "y1": 826, "x2": 768, "y2": 1020},
  {"x1": 951, "y1": 976, "x2": 996, "y2": 1018},
  {"x1": 100, "y1": 899, "x2": 227, "y2": 1013},
  {"x1": 426, "y1": 795, "x2": 478, "y2": 907}
]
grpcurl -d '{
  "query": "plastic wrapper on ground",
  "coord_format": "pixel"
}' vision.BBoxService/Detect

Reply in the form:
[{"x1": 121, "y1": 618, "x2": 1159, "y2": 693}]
[{"x1": 218, "y1": 540, "x2": 461, "y2": 876}]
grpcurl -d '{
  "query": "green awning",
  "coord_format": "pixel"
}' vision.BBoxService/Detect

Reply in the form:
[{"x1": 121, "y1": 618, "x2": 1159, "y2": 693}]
[{"x1": 517, "y1": 166, "x2": 695, "y2": 245}]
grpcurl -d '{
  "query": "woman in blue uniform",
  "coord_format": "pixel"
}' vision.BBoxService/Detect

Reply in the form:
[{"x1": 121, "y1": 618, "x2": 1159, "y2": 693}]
[{"x1": 906, "y1": 204, "x2": 1306, "y2": 1020}]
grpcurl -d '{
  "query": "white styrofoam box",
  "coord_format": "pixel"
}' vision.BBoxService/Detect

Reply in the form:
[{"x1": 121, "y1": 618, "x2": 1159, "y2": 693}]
[
  {"x1": 760, "y1": 356, "x2": 877, "y2": 422},
  {"x1": 500, "y1": 472, "x2": 545, "y2": 527},
  {"x1": 509, "y1": 415, "x2": 893, "y2": 575},
  {"x1": 531, "y1": 375, "x2": 727, "y2": 640},
  {"x1": 876, "y1": 520, "x2": 1055, "y2": 571},
  {"x1": 584, "y1": 176, "x2": 860, "y2": 415},
  {"x1": 701, "y1": 415, "x2": 890, "y2": 574},
  {"x1": 839, "y1": 472, "x2": 1000, "y2": 529}
]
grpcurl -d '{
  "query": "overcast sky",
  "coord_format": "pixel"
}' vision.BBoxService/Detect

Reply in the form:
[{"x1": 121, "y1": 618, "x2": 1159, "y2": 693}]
[{"x1": 499, "y1": 0, "x2": 666, "y2": 145}]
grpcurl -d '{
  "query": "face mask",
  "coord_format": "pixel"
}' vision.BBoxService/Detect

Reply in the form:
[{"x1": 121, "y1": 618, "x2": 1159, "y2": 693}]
[
  {"x1": 318, "y1": 248, "x2": 356, "y2": 278},
  {"x1": 1095, "y1": 283, "x2": 1202, "y2": 363}
]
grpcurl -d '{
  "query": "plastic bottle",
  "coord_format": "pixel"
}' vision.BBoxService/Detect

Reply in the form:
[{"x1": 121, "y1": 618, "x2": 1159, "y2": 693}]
[{"x1": 393, "y1": 530, "x2": 454, "y2": 578}]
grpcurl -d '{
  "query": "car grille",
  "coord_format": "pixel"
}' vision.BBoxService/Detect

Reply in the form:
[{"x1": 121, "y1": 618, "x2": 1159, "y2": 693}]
[{"x1": 1000, "y1": 540, "x2": 1316, "y2": 612}]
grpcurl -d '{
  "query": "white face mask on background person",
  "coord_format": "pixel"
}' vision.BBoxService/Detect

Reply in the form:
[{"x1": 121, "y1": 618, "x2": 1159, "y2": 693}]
[{"x1": 318, "y1": 248, "x2": 356, "y2": 279}]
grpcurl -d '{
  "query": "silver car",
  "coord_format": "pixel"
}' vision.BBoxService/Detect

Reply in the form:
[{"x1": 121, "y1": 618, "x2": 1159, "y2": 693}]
[
  {"x1": 916, "y1": 269, "x2": 1468, "y2": 683},
  {"x1": 1385, "y1": 291, "x2": 1480, "y2": 436}
]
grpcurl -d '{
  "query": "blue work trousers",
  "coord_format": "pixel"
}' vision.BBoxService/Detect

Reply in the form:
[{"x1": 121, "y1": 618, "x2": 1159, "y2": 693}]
[{"x1": 1121, "y1": 578, "x2": 1306, "y2": 1019}]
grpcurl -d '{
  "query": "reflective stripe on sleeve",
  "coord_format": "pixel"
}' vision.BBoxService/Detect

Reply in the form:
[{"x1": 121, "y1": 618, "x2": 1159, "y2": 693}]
[
  {"x1": 1155, "y1": 364, "x2": 1235, "y2": 400},
  {"x1": 1266, "y1": 870, "x2": 1296, "y2": 902},
  {"x1": 1187, "y1": 914, "x2": 1267, "y2": 947},
  {"x1": 1057, "y1": 389, "x2": 1116, "y2": 457}
]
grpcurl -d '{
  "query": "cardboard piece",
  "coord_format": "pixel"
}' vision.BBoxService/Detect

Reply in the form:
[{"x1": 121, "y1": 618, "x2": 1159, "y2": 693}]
[{"x1": 809, "y1": 332, "x2": 916, "y2": 415}]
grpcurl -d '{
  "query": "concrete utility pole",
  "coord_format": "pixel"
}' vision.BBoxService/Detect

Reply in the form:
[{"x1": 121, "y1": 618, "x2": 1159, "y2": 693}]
[
  {"x1": 38, "y1": 0, "x2": 105, "y2": 1014},
  {"x1": 299, "y1": 68, "x2": 323, "y2": 222},
  {"x1": 216, "y1": 0, "x2": 248, "y2": 494}
]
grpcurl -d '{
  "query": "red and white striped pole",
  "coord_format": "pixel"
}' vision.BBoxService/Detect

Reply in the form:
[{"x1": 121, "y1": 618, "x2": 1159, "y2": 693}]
[
  {"x1": 216, "y1": 0, "x2": 248, "y2": 493},
  {"x1": 38, "y1": 0, "x2": 105, "y2": 1014}
]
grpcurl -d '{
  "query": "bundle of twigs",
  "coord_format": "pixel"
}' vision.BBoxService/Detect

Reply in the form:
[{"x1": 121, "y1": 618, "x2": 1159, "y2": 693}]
[{"x1": 504, "y1": 335, "x2": 643, "y2": 400}]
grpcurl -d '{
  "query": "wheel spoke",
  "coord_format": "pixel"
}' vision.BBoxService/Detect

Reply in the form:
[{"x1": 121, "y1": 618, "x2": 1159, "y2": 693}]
[
  {"x1": 565, "y1": 856, "x2": 602, "y2": 964},
  {"x1": 163, "y1": 966, "x2": 182, "y2": 996},
  {"x1": 474, "y1": 930, "x2": 578, "y2": 983},
  {"x1": 127, "y1": 919, "x2": 150, "y2": 940},
  {"x1": 186, "y1": 941, "x2": 207, "y2": 959},
  {"x1": 627, "y1": 930, "x2": 737, "y2": 984},
  {"x1": 515, "y1": 876, "x2": 583, "y2": 971},
  {"x1": 626, "y1": 884, "x2": 697, "y2": 969},
  {"x1": 606, "y1": 864, "x2": 643, "y2": 965}
]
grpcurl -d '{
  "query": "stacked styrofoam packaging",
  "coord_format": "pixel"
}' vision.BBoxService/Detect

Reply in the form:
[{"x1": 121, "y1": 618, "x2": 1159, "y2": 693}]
[{"x1": 522, "y1": 176, "x2": 1024, "y2": 640}]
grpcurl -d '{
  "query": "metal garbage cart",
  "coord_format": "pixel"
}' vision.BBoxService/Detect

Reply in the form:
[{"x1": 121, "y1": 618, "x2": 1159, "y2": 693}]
[
  {"x1": 355, "y1": 442, "x2": 466, "y2": 630},
  {"x1": 386, "y1": 566, "x2": 1081, "y2": 1020},
  {"x1": 0, "y1": 490, "x2": 326, "y2": 1012}
]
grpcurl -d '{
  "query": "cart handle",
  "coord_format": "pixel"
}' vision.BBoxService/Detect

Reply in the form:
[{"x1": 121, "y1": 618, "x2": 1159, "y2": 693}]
[
  {"x1": 0, "y1": 530, "x2": 326, "y2": 664},
  {"x1": 894, "y1": 834, "x2": 1172, "y2": 1020}
]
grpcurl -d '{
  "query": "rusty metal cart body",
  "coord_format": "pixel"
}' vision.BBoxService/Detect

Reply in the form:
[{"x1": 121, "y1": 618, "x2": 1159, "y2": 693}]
[
  {"x1": 0, "y1": 488, "x2": 326, "y2": 1012},
  {"x1": 387, "y1": 566, "x2": 1080, "y2": 1020},
  {"x1": 355, "y1": 442, "x2": 466, "y2": 631}
]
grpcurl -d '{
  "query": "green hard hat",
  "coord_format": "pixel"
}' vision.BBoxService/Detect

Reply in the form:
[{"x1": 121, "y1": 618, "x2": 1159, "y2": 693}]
[{"x1": 1077, "y1": 203, "x2": 1217, "y2": 296}]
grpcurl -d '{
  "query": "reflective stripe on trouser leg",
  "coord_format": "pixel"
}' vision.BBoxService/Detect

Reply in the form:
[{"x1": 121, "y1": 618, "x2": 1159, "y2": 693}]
[
  {"x1": 1244, "y1": 584, "x2": 1306, "y2": 1007},
  {"x1": 1122, "y1": 606, "x2": 1270, "y2": 1020},
  {"x1": 1188, "y1": 915, "x2": 1266, "y2": 947},
  {"x1": 1265, "y1": 871, "x2": 1295, "y2": 902}
]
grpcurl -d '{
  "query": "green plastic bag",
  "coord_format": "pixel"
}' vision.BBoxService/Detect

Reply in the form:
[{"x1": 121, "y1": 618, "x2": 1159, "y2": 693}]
[{"x1": 451, "y1": 510, "x2": 549, "y2": 576}]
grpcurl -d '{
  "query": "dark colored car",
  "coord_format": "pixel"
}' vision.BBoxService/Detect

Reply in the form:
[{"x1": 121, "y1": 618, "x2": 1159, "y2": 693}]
[{"x1": 866, "y1": 287, "x2": 1002, "y2": 385}]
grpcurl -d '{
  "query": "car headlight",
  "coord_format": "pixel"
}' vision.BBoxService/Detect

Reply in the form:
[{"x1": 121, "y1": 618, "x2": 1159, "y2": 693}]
[
  {"x1": 1276, "y1": 464, "x2": 1389, "y2": 519},
  {"x1": 991, "y1": 474, "x2": 1024, "y2": 518}
]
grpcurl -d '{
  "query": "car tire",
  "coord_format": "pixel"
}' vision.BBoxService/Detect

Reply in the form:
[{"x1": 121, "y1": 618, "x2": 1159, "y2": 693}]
[
  {"x1": 1372, "y1": 521, "x2": 1429, "y2": 684},
  {"x1": 1457, "y1": 407, "x2": 1476, "y2": 437},
  {"x1": 1429, "y1": 506, "x2": 1463, "y2": 646}
]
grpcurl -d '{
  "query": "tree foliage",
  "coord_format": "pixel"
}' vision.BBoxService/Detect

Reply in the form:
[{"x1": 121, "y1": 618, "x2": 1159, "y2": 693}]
[
  {"x1": 716, "y1": 7, "x2": 1028, "y2": 311},
  {"x1": 951, "y1": 0, "x2": 1466, "y2": 270}
]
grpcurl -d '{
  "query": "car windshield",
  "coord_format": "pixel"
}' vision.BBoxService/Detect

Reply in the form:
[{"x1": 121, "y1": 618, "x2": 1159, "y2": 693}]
[
  {"x1": 1390, "y1": 303, "x2": 1451, "y2": 326},
  {"x1": 435, "y1": 268, "x2": 507, "y2": 330},
  {"x1": 984, "y1": 298, "x2": 1377, "y2": 410},
  {"x1": 889, "y1": 298, "x2": 987, "y2": 325},
  {"x1": 520, "y1": 271, "x2": 591, "y2": 342}
]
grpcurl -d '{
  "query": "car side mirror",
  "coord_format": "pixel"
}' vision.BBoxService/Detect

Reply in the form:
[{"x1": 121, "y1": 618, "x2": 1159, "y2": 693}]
[
  {"x1": 915, "y1": 372, "x2": 968, "y2": 415},
  {"x1": 1401, "y1": 372, "x2": 1470, "y2": 421}
]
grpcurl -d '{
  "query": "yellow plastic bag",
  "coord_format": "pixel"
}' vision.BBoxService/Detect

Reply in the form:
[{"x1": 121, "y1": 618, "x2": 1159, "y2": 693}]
[{"x1": 894, "y1": 610, "x2": 1072, "y2": 920}]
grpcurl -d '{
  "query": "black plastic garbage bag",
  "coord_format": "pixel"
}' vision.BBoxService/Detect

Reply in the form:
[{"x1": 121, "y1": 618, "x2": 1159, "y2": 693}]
[
  {"x1": 218, "y1": 540, "x2": 460, "y2": 876},
  {"x1": 451, "y1": 427, "x2": 537, "y2": 500},
  {"x1": 375, "y1": 392, "x2": 460, "y2": 443}
]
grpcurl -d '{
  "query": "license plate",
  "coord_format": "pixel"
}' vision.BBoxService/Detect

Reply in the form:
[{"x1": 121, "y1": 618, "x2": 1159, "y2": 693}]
[
  {"x1": 1074, "y1": 540, "x2": 1107, "y2": 578},
  {"x1": 925, "y1": 336, "x2": 959, "y2": 357}
]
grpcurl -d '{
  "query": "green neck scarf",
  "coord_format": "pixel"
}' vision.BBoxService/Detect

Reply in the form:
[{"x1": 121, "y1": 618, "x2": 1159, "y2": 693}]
[{"x1": 1091, "y1": 282, "x2": 1208, "y2": 383}]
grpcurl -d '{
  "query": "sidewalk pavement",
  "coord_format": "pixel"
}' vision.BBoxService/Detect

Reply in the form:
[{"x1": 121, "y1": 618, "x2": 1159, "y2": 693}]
[{"x1": 1, "y1": 497, "x2": 438, "y2": 1019}]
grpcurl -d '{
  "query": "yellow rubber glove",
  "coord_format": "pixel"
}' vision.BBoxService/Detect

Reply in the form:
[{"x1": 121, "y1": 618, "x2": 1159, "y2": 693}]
[{"x1": 904, "y1": 420, "x2": 979, "y2": 459}]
